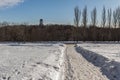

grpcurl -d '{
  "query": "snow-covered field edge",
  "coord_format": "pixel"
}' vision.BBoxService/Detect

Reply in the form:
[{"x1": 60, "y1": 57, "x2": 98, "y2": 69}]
[
  {"x1": 57, "y1": 44, "x2": 66, "y2": 80},
  {"x1": 44, "y1": 43, "x2": 67, "y2": 80},
  {"x1": 0, "y1": 43, "x2": 67, "y2": 80},
  {"x1": 76, "y1": 46, "x2": 120, "y2": 80}
]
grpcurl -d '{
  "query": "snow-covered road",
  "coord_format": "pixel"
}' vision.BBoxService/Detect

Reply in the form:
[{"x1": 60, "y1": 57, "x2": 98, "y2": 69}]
[
  {"x1": 64, "y1": 44, "x2": 108, "y2": 80},
  {"x1": 0, "y1": 43, "x2": 65, "y2": 80}
]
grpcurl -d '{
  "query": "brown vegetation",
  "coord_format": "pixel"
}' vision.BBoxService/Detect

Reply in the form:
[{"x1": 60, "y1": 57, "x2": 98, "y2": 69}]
[{"x1": 0, "y1": 25, "x2": 119, "y2": 42}]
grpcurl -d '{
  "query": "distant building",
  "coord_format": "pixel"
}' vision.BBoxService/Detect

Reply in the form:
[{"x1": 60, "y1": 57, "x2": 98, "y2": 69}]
[{"x1": 39, "y1": 19, "x2": 43, "y2": 26}]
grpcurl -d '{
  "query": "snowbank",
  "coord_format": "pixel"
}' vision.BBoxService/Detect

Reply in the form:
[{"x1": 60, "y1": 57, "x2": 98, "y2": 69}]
[{"x1": 77, "y1": 43, "x2": 120, "y2": 80}]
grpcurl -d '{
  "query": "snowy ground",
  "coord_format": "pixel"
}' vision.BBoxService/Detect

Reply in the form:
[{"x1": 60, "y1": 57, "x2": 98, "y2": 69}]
[
  {"x1": 78, "y1": 43, "x2": 120, "y2": 62},
  {"x1": 77, "y1": 42, "x2": 120, "y2": 80},
  {"x1": 0, "y1": 43, "x2": 65, "y2": 80},
  {"x1": 0, "y1": 42, "x2": 120, "y2": 80}
]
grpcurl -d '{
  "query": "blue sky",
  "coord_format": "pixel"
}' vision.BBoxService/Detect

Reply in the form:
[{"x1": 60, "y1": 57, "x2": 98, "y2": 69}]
[{"x1": 0, "y1": 0, "x2": 120, "y2": 25}]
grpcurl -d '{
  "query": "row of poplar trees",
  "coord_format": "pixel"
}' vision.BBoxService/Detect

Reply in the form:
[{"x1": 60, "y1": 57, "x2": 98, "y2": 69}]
[
  {"x1": 74, "y1": 6, "x2": 120, "y2": 28},
  {"x1": 74, "y1": 6, "x2": 120, "y2": 41}
]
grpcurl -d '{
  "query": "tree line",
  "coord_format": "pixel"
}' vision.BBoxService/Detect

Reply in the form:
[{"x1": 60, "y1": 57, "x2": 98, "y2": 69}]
[
  {"x1": 73, "y1": 6, "x2": 120, "y2": 41},
  {"x1": 0, "y1": 6, "x2": 120, "y2": 41},
  {"x1": 74, "y1": 6, "x2": 120, "y2": 28},
  {"x1": 0, "y1": 24, "x2": 119, "y2": 41}
]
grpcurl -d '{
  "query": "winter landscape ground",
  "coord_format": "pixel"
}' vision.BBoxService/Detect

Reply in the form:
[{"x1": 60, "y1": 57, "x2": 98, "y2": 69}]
[
  {"x1": 77, "y1": 42, "x2": 120, "y2": 80},
  {"x1": 0, "y1": 42, "x2": 120, "y2": 80},
  {"x1": 0, "y1": 43, "x2": 65, "y2": 80}
]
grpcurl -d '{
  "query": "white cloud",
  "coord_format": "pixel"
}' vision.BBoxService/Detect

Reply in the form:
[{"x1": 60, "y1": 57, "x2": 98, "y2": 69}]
[{"x1": 0, "y1": 0, "x2": 24, "y2": 8}]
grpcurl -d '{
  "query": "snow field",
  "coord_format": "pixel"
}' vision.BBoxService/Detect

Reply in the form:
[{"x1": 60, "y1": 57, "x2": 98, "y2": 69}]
[{"x1": 0, "y1": 43, "x2": 66, "y2": 80}]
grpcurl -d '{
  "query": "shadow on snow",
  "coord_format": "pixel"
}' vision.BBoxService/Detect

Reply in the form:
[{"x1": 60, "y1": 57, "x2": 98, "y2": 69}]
[{"x1": 76, "y1": 46, "x2": 120, "y2": 80}]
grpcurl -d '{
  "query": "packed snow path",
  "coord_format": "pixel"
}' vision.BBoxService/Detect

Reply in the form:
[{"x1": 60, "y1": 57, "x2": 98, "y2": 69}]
[{"x1": 64, "y1": 44, "x2": 108, "y2": 80}]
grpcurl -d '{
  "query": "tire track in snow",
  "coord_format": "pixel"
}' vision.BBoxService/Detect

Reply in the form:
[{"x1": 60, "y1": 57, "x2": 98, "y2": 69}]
[{"x1": 64, "y1": 44, "x2": 108, "y2": 80}]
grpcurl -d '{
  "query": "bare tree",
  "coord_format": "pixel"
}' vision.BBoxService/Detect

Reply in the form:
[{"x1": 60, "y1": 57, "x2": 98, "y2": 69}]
[
  {"x1": 74, "y1": 6, "x2": 81, "y2": 27},
  {"x1": 2, "y1": 21, "x2": 9, "y2": 27},
  {"x1": 91, "y1": 7, "x2": 97, "y2": 27},
  {"x1": 113, "y1": 10, "x2": 117, "y2": 28},
  {"x1": 74, "y1": 6, "x2": 81, "y2": 44},
  {"x1": 107, "y1": 8, "x2": 112, "y2": 28},
  {"x1": 116, "y1": 7, "x2": 120, "y2": 28},
  {"x1": 82, "y1": 6, "x2": 87, "y2": 28},
  {"x1": 101, "y1": 6, "x2": 106, "y2": 28}
]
